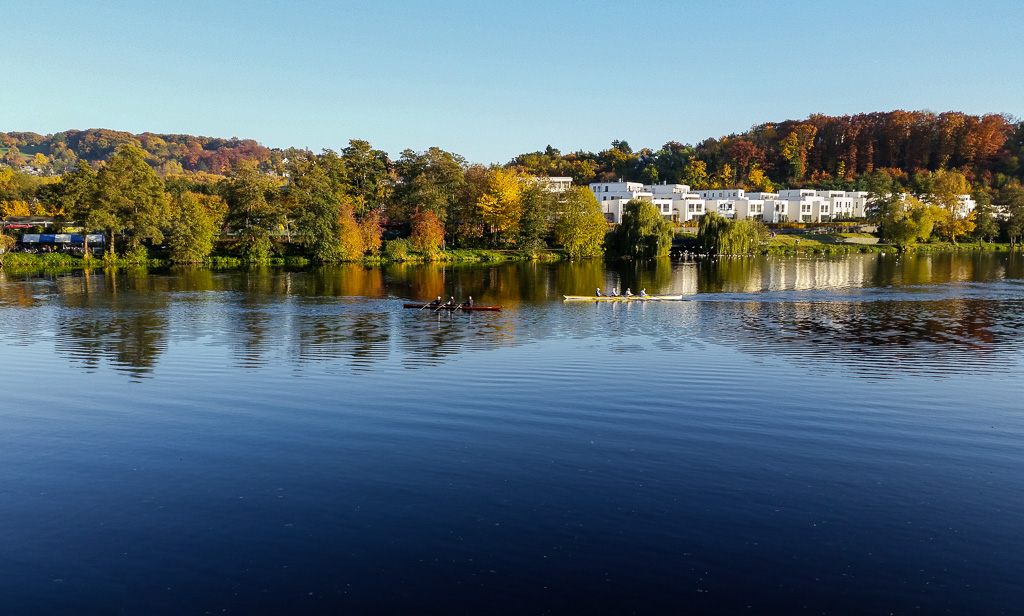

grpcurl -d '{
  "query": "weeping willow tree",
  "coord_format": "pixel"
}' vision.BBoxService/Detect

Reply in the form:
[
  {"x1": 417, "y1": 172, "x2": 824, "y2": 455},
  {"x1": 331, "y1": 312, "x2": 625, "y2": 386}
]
[
  {"x1": 697, "y1": 211, "x2": 770, "y2": 255},
  {"x1": 606, "y1": 199, "x2": 673, "y2": 258}
]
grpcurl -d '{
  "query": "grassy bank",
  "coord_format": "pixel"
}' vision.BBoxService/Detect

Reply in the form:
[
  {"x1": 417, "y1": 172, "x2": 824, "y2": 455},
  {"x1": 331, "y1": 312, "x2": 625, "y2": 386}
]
[
  {"x1": 0, "y1": 248, "x2": 564, "y2": 271},
  {"x1": 766, "y1": 234, "x2": 1016, "y2": 256},
  {"x1": 766, "y1": 234, "x2": 895, "y2": 256}
]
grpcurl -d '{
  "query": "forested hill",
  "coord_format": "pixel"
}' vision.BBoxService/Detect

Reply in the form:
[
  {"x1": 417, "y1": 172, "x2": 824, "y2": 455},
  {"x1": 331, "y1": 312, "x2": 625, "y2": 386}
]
[
  {"x1": 510, "y1": 111, "x2": 1024, "y2": 192},
  {"x1": 3, "y1": 110, "x2": 1023, "y2": 192},
  {"x1": 0, "y1": 129, "x2": 304, "y2": 176}
]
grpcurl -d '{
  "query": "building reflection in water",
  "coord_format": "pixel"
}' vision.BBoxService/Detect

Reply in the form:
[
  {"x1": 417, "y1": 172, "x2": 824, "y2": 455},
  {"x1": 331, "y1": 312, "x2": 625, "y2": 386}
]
[{"x1": 0, "y1": 253, "x2": 1021, "y2": 378}]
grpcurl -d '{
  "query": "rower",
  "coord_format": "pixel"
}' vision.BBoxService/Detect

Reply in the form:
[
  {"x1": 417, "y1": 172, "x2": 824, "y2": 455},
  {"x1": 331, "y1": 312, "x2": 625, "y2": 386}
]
[
  {"x1": 430, "y1": 295, "x2": 442, "y2": 306},
  {"x1": 624, "y1": 288, "x2": 632, "y2": 296},
  {"x1": 466, "y1": 296, "x2": 474, "y2": 307},
  {"x1": 446, "y1": 296, "x2": 456, "y2": 307},
  {"x1": 640, "y1": 288, "x2": 647, "y2": 297},
  {"x1": 596, "y1": 288, "x2": 602, "y2": 297},
  {"x1": 609, "y1": 288, "x2": 619, "y2": 297}
]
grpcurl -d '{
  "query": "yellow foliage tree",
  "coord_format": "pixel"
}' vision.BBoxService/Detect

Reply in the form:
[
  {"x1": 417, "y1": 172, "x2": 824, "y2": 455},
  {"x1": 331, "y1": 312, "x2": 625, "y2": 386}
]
[
  {"x1": 359, "y1": 209, "x2": 383, "y2": 256},
  {"x1": 1, "y1": 200, "x2": 32, "y2": 217},
  {"x1": 781, "y1": 124, "x2": 817, "y2": 180},
  {"x1": 477, "y1": 168, "x2": 524, "y2": 243},
  {"x1": 410, "y1": 210, "x2": 445, "y2": 255},
  {"x1": 716, "y1": 163, "x2": 735, "y2": 188},
  {"x1": 0, "y1": 166, "x2": 13, "y2": 190},
  {"x1": 747, "y1": 165, "x2": 773, "y2": 192},
  {"x1": 683, "y1": 160, "x2": 709, "y2": 189},
  {"x1": 337, "y1": 204, "x2": 364, "y2": 260},
  {"x1": 930, "y1": 170, "x2": 975, "y2": 243}
]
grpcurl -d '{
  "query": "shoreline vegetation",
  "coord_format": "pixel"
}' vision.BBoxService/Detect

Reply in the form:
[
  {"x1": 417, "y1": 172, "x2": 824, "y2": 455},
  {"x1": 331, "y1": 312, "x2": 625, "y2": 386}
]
[
  {"x1": 2, "y1": 236, "x2": 1017, "y2": 273},
  {"x1": 2, "y1": 110, "x2": 1023, "y2": 270}
]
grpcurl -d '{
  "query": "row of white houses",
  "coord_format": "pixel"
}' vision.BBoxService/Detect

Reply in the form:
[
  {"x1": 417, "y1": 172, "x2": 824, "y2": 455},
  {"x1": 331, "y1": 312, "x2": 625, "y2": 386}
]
[
  {"x1": 587, "y1": 181, "x2": 879, "y2": 224},
  {"x1": 533, "y1": 177, "x2": 978, "y2": 224}
]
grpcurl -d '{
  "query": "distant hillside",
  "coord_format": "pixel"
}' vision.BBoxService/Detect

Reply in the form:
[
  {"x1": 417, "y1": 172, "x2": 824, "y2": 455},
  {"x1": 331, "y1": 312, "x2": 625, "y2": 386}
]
[
  {"x1": 4, "y1": 110, "x2": 1023, "y2": 192},
  {"x1": 509, "y1": 111, "x2": 1024, "y2": 191},
  {"x1": 0, "y1": 129, "x2": 306, "y2": 176}
]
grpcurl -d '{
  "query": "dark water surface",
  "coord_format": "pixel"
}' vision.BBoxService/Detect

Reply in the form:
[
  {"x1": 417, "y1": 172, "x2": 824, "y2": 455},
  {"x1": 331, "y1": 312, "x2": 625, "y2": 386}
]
[{"x1": 1, "y1": 253, "x2": 1022, "y2": 615}]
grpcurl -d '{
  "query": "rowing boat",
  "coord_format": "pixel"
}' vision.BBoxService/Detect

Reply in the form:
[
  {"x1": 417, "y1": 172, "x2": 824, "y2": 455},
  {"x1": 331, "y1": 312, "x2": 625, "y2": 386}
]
[
  {"x1": 563, "y1": 295, "x2": 683, "y2": 301},
  {"x1": 403, "y1": 303, "x2": 502, "y2": 311}
]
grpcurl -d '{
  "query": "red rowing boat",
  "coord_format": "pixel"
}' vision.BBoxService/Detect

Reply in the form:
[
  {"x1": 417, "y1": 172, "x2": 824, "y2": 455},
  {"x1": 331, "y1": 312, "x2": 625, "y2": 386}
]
[{"x1": 403, "y1": 303, "x2": 501, "y2": 311}]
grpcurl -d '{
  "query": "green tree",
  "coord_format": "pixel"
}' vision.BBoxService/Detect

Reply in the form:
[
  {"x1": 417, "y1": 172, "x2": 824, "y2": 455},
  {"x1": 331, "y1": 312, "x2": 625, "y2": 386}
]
[
  {"x1": 876, "y1": 195, "x2": 942, "y2": 252},
  {"x1": 1002, "y1": 186, "x2": 1024, "y2": 246},
  {"x1": 518, "y1": 183, "x2": 555, "y2": 252},
  {"x1": 696, "y1": 211, "x2": 731, "y2": 254},
  {"x1": 291, "y1": 160, "x2": 344, "y2": 263},
  {"x1": 40, "y1": 162, "x2": 112, "y2": 259},
  {"x1": 169, "y1": 192, "x2": 217, "y2": 263},
  {"x1": 607, "y1": 199, "x2": 673, "y2": 258},
  {"x1": 391, "y1": 147, "x2": 466, "y2": 224},
  {"x1": 553, "y1": 186, "x2": 607, "y2": 259},
  {"x1": 341, "y1": 139, "x2": 392, "y2": 216},
  {"x1": 224, "y1": 160, "x2": 285, "y2": 261},
  {"x1": 96, "y1": 144, "x2": 169, "y2": 256},
  {"x1": 972, "y1": 191, "x2": 1000, "y2": 243},
  {"x1": 451, "y1": 165, "x2": 489, "y2": 247}
]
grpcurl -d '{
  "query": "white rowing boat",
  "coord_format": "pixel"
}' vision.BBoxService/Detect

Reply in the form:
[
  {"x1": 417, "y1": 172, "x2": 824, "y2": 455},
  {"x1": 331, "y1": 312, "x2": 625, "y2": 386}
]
[{"x1": 563, "y1": 295, "x2": 683, "y2": 301}]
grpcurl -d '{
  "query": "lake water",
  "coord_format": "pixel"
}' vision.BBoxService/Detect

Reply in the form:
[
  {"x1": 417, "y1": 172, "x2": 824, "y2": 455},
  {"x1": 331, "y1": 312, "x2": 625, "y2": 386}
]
[{"x1": 1, "y1": 253, "x2": 1022, "y2": 615}]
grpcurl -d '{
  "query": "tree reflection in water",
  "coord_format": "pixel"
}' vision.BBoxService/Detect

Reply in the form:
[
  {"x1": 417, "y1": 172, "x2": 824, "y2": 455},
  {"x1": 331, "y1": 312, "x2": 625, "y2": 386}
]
[
  {"x1": 52, "y1": 268, "x2": 169, "y2": 380},
  {"x1": 1, "y1": 253, "x2": 1021, "y2": 378}
]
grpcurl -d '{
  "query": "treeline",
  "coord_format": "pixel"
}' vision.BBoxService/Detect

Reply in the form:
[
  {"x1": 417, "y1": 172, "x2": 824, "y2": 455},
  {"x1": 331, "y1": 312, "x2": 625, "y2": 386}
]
[
  {"x1": 13, "y1": 143, "x2": 611, "y2": 264},
  {"x1": 4, "y1": 111, "x2": 1022, "y2": 190},
  {"x1": 689, "y1": 167, "x2": 1024, "y2": 255},
  {"x1": 510, "y1": 111, "x2": 1023, "y2": 193},
  {"x1": 0, "y1": 128, "x2": 300, "y2": 176},
  {"x1": 3, "y1": 109, "x2": 1024, "y2": 262}
]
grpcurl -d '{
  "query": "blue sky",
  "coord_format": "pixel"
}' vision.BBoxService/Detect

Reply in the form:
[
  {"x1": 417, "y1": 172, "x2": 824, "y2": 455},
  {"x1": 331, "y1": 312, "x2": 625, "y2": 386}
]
[{"x1": 3, "y1": 0, "x2": 1021, "y2": 164}]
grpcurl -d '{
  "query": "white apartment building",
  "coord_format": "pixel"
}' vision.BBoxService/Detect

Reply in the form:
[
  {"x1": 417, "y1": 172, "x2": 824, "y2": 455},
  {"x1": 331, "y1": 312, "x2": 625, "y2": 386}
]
[
  {"x1": 648, "y1": 182, "x2": 692, "y2": 197},
  {"x1": 764, "y1": 199, "x2": 791, "y2": 223},
  {"x1": 587, "y1": 181, "x2": 970, "y2": 225},
  {"x1": 704, "y1": 199, "x2": 737, "y2": 219},
  {"x1": 535, "y1": 176, "x2": 572, "y2": 192},
  {"x1": 676, "y1": 194, "x2": 706, "y2": 222},
  {"x1": 736, "y1": 199, "x2": 766, "y2": 220},
  {"x1": 599, "y1": 197, "x2": 674, "y2": 223},
  {"x1": 592, "y1": 181, "x2": 704, "y2": 223},
  {"x1": 697, "y1": 189, "x2": 746, "y2": 200},
  {"x1": 590, "y1": 181, "x2": 651, "y2": 202},
  {"x1": 591, "y1": 182, "x2": 654, "y2": 223},
  {"x1": 953, "y1": 194, "x2": 977, "y2": 216},
  {"x1": 778, "y1": 189, "x2": 818, "y2": 200}
]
